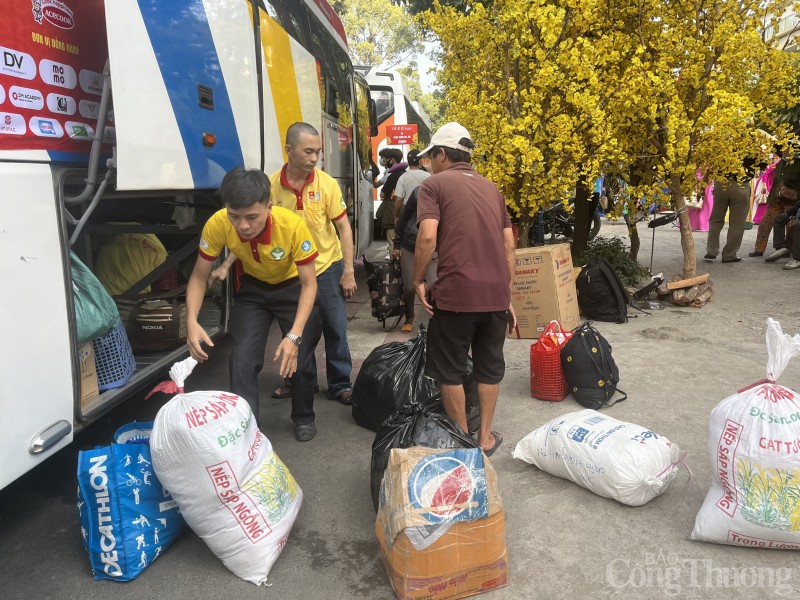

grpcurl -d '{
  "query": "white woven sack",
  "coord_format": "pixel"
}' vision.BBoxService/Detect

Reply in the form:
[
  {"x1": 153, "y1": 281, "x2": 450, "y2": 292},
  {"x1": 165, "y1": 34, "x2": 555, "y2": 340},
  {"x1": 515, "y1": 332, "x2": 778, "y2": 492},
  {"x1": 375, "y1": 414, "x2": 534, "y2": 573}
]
[
  {"x1": 513, "y1": 409, "x2": 680, "y2": 506},
  {"x1": 150, "y1": 358, "x2": 302, "y2": 584},
  {"x1": 692, "y1": 319, "x2": 800, "y2": 548}
]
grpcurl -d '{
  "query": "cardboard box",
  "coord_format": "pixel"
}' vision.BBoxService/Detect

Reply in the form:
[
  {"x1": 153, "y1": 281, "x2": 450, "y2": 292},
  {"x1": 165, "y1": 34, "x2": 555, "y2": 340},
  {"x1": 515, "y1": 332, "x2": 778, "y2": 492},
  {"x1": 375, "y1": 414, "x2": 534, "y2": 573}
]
[
  {"x1": 509, "y1": 244, "x2": 580, "y2": 339},
  {"x1": 79, "y1": 341, "x2": 100, "y2": 409},
  {"x1": 376, "y1": 510, "x2": 508, "y2": 600}
]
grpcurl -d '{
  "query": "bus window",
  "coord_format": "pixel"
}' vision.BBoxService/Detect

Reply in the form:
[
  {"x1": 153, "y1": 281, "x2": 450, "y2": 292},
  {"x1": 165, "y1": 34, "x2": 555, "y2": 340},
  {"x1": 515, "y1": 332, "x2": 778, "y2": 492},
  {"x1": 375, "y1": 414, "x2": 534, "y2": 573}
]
[
  {"x1": 262, "y1": 0, "x2": 311, "y2": 48},
  {"x1": 404, "y1": 97, "x2": 431, "y2": 146},
  {"x1": 371, "y1": 88, "x2": 394, "y2": 125},
  {"x1": 309, "y1": 18, "x2": 352, "y2": 123}
]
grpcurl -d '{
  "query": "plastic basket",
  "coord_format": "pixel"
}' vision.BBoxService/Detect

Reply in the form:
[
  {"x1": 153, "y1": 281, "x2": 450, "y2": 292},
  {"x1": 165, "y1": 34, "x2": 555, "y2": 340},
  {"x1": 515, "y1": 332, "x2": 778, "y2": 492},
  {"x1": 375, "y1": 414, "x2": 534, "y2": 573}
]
[
  {"x1": 151, "y1": 266, "x2": 178, "y2": 292},
  {"x1": 93, "y1": 319, "x2": 136, "y2": 391},
  {"x1": 530, "y1": 321, "x2": 571, "y2": 401}
]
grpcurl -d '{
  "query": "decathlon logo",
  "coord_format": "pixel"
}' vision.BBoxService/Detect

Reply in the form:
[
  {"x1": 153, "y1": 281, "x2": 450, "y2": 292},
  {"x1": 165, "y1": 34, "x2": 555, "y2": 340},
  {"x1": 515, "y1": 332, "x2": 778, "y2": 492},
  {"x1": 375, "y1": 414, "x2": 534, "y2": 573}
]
[
  {"x1": 42, "y1": 0, "x2": 75, "y2": 30},
  {"x1": 408, "y1": 451, "x2": 488, "y2": 523},
  {"x1": 301, "y1": 240, "x2": 312, "y2": 252}
]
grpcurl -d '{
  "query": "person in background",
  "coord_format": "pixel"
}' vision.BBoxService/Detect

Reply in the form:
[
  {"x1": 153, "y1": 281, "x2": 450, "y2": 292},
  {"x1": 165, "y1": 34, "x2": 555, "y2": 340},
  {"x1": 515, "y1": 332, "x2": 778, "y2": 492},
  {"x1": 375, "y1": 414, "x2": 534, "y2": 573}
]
[
  {"x1": 704, "y1": 157, "x2": 756, "y2": 263},
  {"x1": 764, "y1": 201, "x2": 800, "y2": 270},
  {"x1": 377, "y1": 147, "x2": 406, "y2": 259},
  {"x1": 393, "y1": 187, "x2": 436, "y2": 333},
  {"x1": 185, "y1": 167, "x2": 322, "y2": 442},
  {"x1": 413, "y1": 122, "x2": 516, "y2": 457},
  {"x1": 392, "y1": 149, "x2": 430, "y2": 212}
]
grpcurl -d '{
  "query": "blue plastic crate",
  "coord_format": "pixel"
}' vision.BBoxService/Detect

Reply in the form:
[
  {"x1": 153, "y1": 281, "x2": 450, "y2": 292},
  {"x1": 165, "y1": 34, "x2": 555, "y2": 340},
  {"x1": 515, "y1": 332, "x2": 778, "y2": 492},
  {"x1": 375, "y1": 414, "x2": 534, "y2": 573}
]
[{"x1": 92, "y1": 319, "x2": 136, "y2": 391}]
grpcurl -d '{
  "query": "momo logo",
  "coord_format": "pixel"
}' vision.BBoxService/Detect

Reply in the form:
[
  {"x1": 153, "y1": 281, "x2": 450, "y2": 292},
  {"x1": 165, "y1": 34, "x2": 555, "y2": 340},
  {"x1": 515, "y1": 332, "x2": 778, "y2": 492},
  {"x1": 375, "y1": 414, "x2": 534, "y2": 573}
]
[
  {"x1": 42, "y1": 0, "x2": 75, "y2": 30},
  {"x1": 270, "y1": 247, "x2": 286, "y2": 260},
  {"x1": 301, "y1": 240, "x2": 312, "y2": 252},
  {"x1": 39, "y1": 59, "x2": 77, "y2": 89},
  {"x1": 408, "y1": 450, "x2": 488, "y2": 524}
]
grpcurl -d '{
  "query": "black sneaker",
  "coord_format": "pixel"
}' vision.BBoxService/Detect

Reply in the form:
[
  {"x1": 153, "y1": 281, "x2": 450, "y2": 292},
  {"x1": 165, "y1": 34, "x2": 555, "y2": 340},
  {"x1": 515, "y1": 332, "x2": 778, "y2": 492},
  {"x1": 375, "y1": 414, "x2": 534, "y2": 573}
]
[{"x1": 748, "y1": 251, "x2": 763, "y2": 257}]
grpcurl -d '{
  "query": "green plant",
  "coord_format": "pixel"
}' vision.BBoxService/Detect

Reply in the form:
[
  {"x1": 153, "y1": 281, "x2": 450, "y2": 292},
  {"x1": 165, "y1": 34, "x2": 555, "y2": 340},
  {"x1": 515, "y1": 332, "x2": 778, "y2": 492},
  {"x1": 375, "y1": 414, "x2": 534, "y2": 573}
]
[{"x1": 574, "y1": 235, "x2": 649, "y2": 288}]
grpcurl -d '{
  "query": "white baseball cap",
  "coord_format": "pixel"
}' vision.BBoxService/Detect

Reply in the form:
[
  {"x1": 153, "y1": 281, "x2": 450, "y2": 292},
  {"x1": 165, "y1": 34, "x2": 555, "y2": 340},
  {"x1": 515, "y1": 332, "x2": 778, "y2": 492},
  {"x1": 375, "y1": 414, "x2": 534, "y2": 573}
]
[{"x1": 418, "y1": 122, "x2": 474, "y2": 157}]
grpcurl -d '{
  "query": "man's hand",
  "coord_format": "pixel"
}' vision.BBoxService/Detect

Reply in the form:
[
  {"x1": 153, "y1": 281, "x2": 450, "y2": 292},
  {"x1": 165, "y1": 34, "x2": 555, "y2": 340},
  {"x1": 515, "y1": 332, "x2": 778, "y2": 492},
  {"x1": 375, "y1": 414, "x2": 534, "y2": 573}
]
[
  {"x1": 340, "y1": 270, "x2": 357, "y2": 298},
  {"x1": 274, "y1": 337, "x2": 299, "y2": 378},
  {"x1": 507, "y1": 304, "x2": 517, "y2": 335},
  {"x1": 187, "y1": 322, "x2": 214, "y2": 362},
  {"x1": 207, "y1": 264, "x2": 230, "y2": 289},
  {"x1": 414, "y1": 280, "x2": 432, "y2": 316},
  {"x1": 392, "y1": 248, "x2": 401, "y2": 260}
]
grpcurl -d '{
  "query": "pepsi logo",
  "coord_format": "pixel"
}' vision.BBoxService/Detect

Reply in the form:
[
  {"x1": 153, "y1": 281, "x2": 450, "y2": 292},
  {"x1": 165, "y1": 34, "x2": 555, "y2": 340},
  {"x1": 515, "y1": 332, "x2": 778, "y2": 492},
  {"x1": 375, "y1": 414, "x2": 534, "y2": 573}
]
[{"x1": 409, "y1": 453, "x2": 486, "y2": 522}]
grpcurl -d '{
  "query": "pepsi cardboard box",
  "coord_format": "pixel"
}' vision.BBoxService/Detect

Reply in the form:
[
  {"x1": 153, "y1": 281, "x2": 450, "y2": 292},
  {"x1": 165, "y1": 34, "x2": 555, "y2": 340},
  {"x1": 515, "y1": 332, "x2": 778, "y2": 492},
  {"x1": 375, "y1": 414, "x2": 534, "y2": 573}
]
[
  {"x1": 375, "y1": 510, "x2": 508, "y2": 600},
  {"x1": 509, "y1": 243, "x2": 580, "y2": 339},
  {"x1": 376, "y1": 447, "x2": 507, "y2": 599}
]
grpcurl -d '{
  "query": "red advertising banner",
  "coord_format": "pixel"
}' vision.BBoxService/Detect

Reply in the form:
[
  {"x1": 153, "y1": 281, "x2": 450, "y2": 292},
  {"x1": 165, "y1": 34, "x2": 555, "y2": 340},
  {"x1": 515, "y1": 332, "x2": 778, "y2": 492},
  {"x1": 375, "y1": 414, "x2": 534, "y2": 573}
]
[
  {"x1": 0, "y1": 0, "x2": 111, "y2": 155},
  {"x1": 386, "y1": 124, "x2": 418, "y2": 145}
]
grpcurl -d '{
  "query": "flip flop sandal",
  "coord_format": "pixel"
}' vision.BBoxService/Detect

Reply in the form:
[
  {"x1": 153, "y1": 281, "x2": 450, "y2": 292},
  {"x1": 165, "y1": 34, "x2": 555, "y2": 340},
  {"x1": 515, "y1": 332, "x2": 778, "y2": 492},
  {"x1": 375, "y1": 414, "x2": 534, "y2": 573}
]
[
  {"x1": 484, "y1": 431, "x2": 504, "y2": 457},
  {"x1": 329, "y1": 389, "x2": 353, "y2": 405}
]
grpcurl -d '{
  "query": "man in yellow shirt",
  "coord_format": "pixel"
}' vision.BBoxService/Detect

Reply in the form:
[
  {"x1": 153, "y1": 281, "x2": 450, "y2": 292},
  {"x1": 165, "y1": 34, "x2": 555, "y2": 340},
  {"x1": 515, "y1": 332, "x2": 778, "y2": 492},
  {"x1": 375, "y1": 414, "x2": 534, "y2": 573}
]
[
  {"x1": 186, "y1": 167, "x2": 322, "y2": 442},
  {"x1": 269, "y1": 122, "x2": 356, "y2": 405}
]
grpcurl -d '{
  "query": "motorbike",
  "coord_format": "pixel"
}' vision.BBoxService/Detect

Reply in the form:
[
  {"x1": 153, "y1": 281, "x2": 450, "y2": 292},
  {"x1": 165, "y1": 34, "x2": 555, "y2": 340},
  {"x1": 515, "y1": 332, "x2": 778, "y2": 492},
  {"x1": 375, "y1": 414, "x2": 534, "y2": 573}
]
[{"x1": 528, "y1": 201, "x2": 602, "y2": 245}]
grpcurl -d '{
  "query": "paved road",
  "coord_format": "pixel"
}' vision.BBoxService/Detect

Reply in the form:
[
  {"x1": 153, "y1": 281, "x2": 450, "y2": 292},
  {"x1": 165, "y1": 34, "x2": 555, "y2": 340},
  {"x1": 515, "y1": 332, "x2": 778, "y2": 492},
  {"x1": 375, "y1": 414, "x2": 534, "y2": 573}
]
[{"x1": 3, "y1": 222, "x2": 800, "y2": 600}]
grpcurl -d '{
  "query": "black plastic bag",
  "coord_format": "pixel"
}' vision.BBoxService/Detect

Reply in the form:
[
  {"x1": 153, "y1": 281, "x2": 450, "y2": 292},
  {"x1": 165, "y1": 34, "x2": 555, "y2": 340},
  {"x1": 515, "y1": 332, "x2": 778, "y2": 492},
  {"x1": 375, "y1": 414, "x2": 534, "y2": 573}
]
[
  {"x1": 352, "y1": 326, "x2": 441, "y2": 431},
  {"x1": 370, "y1": 402, "x2": 479, "y2": 511},
  {"x1": 351, "y1": 325, "x2": 479, "y2": 433}
]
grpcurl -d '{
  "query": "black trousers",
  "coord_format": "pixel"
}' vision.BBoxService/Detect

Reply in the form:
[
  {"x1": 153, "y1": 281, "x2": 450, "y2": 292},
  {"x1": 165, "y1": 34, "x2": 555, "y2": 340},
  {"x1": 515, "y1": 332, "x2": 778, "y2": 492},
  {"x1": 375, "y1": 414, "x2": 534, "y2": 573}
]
[{"x1": 228, "y1": 275, "x2": 322, "y2": 425}]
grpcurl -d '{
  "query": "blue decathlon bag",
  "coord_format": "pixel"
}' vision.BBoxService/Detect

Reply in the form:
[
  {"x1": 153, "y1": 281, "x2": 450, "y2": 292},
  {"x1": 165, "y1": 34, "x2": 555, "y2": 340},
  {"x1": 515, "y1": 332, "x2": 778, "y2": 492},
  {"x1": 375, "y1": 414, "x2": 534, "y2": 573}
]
[{"x1": 77, "y1": 422, "x2": 186, "y2": 581}]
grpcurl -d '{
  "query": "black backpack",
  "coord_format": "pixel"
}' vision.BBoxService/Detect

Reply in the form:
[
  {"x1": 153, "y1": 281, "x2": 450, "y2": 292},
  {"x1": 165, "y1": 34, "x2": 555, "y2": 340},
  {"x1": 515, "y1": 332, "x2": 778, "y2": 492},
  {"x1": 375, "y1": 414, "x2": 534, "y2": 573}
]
[
  {"x1": 561, "y1": 322, "x2": 626, "y2": 409},
  {"x1": 363, "y1": 255, "x2": 405, "y2": 328},
  {"x1": 575, "y1": 258, "x2": 629, "y2": 323}
]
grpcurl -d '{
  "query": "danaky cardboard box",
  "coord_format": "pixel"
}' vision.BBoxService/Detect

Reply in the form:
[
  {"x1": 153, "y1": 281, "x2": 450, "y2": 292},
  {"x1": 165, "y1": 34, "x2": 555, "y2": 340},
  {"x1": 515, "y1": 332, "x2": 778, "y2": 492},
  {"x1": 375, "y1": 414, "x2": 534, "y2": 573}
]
[
  {"x1": 375, "y1": 447, "x2": 508, "y2": 600},
  {"x1": 79, "y1": 341, "x2": 100, "y2": 409},
  {"x1": 509, "y1": 243, "x2": 580, "y2": 339}
]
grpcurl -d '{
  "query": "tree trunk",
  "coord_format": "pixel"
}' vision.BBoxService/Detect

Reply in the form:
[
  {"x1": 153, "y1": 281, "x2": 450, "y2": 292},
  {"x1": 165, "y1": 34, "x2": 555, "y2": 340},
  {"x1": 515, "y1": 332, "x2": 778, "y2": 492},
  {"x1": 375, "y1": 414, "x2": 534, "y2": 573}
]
[
  {"x1": 571, "y1": 183, "x2": 599, "y2": 257},
  {"x1": 671, "y1": 178, "x2": 697, "y2": 278}
]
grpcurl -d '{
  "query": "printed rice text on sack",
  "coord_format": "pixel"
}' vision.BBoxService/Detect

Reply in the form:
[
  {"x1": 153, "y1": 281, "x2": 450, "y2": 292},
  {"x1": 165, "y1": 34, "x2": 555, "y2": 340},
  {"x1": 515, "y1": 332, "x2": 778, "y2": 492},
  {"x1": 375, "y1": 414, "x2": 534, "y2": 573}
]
[
  {"x1": 716, "y1": 420, "x2": 743, "y2": 516},
  {"x1": 207, "y1": 461, "x2": 271, "y2": 543}
]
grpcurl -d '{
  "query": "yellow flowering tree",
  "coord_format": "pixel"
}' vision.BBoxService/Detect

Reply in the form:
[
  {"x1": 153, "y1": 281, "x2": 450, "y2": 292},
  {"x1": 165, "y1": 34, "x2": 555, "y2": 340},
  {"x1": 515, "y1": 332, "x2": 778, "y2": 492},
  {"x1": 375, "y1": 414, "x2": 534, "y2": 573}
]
[
  {"x1": 606, "y1": 0, "x2": 798, "y2": 277},
  {"x1": 423, "y1": 0, "x2": 633, "y2": 255},
  {"x1": 423, "y1": 0, "x2": 799, "y2": 276}
]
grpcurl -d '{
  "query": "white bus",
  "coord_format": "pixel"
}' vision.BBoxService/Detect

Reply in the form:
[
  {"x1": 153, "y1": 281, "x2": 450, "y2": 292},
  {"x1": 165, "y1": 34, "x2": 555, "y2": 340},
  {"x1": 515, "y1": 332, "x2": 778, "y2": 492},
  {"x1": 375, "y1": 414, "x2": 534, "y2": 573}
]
[
  {"x1": 0, "y1": 0, "x2": 374, "y2": 490},
  {"x1": 356, "y1": 66, "x2": 432, "y2": 208}
]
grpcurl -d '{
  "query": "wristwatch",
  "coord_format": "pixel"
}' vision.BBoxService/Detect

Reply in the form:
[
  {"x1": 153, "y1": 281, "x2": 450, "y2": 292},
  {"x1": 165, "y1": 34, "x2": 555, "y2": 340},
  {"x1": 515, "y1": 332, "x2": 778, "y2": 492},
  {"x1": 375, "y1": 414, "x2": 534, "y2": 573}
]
[{"x1": 285, "y1": 333, "x2": 302, "y2": 347}]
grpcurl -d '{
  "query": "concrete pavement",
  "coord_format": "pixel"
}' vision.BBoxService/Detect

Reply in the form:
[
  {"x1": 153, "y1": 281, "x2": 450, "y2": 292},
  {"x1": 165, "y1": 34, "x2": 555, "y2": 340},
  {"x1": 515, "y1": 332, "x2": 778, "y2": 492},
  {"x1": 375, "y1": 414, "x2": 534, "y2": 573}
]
[{"x1": 3, "y1": 219, "x2": 800, "y2": 599}]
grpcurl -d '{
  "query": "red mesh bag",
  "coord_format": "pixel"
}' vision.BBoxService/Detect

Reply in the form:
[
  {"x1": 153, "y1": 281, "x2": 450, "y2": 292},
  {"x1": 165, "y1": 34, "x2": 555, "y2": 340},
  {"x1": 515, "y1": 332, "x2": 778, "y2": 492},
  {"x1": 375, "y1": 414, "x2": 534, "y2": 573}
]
[{"x1": 530, "y1": 320, "x2": 572, "y2": 401}]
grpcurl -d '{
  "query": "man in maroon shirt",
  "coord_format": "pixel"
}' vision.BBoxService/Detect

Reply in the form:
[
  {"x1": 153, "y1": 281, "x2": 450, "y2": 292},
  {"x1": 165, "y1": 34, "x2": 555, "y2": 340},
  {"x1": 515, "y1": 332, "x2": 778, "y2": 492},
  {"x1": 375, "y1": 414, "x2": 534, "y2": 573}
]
[{"x1": 413, "y1": 122, "x2": 517, "y2": 457}]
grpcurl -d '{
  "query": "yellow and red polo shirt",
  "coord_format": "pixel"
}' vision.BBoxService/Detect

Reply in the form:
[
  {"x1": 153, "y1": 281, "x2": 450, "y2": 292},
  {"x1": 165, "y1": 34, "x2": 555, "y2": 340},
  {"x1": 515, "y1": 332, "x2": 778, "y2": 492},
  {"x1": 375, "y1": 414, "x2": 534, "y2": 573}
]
[
  {"x1": 198, "y1": 206, "x2": 318, "y2": 284},
  {"x1": 270, "y1": 166, "x2": 348, "y2": 276}
]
